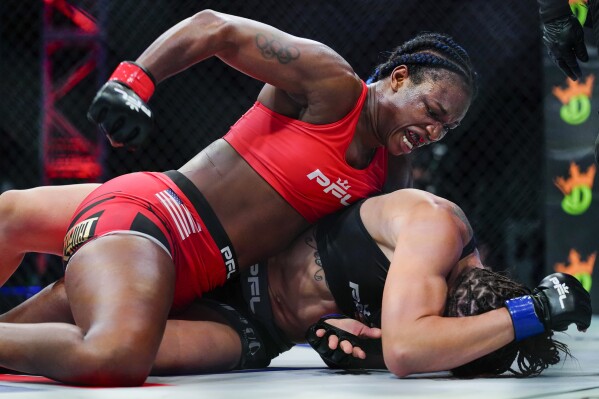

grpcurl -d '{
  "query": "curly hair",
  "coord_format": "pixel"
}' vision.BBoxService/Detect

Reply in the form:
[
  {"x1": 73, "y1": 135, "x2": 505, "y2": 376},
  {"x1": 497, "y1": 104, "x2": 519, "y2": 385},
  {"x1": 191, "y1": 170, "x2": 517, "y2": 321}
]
[
  {"x1": 366, "y1": 32, "x2": 478, "y2": 98},
  {"x1": 444, "y1": 267, "x2": 571, "y2": 378}
]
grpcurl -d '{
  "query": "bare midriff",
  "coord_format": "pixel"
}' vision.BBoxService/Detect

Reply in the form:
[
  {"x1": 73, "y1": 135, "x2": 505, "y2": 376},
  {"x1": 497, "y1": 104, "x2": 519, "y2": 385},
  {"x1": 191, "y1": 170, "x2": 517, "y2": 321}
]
[{"x1": 177, "y1": 138, "x2": 311, "y2": 269}]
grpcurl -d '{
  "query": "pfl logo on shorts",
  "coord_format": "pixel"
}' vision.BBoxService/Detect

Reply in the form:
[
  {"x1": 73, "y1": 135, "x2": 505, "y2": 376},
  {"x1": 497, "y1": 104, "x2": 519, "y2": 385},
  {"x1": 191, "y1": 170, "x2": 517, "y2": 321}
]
[
  {"x1": 63, "y1": 216, "x2": 100, "y2": 262},
  {"x1": 247, "y1": 263, "x2": 261, "y2": 313},
  {"x1": 221, "y1": 246, "x2": 238, "y2": 280},
  {"x1": 553, "y1": 162, "x2": 596, "y2": 216}
]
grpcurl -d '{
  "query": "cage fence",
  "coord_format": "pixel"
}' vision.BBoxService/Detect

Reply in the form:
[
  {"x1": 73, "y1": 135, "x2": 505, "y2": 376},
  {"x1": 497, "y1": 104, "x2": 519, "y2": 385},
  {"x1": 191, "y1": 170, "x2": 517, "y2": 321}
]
[{"x1": 0, "y1": 0, "x2": 544, "y2": 311}]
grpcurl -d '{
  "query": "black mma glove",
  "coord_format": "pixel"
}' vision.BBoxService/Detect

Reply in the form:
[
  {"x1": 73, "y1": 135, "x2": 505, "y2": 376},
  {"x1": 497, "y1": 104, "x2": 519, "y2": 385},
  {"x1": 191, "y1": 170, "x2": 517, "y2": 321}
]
[
  {"x1": 542, "y1": 14, "x2": 589, "y2": 81},
  {"x1": 305, "y1": 315, "x2": 383, "y2": 369},
  {"x1": 87, "y1": 61, "x2": 156, "y2": 149},
  {"x1": 505, "y1": 272, "x2": 591, "y2": 341}
]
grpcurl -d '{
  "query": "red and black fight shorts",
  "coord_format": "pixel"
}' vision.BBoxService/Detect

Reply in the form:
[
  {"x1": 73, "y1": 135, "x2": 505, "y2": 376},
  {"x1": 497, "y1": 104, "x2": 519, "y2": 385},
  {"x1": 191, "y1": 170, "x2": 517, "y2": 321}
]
[{"x1": 62, "y1": 170, "x2": 239, "y2": 310}]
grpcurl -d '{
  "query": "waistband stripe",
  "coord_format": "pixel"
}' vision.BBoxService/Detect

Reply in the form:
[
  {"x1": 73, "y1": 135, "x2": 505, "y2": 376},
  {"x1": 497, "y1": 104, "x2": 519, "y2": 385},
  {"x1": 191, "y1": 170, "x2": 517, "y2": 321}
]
[{"x1": 164, "y1": 170, "x2": 240, "y2": 280}]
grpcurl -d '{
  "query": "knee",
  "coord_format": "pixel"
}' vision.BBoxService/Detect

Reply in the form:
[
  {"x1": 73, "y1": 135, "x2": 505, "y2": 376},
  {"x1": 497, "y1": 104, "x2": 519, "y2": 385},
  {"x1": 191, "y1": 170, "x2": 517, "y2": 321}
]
[{"x1": 76, "y1": 345, "x2": 154, "y2": 387}]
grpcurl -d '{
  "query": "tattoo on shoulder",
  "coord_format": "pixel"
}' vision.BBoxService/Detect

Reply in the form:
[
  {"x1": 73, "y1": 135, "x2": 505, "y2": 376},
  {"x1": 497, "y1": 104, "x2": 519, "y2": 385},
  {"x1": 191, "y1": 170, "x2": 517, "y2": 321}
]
[
  {"x1": 451, "y1": 204, "x2": 474, "y2": 238},
  {"x1": 255, "y1": 33, "x2": 300, "y2": 64}
]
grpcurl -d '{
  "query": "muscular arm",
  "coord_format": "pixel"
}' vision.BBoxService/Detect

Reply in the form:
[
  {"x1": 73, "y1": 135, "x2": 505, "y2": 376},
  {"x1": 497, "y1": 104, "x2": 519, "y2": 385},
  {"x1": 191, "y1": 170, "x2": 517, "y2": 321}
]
[
  {"x1": 136, "y1": 10, "x2": 357, "y2": 102},
  {"x1": 380, "y1": 206, "x2": 514, "y2": 377}
]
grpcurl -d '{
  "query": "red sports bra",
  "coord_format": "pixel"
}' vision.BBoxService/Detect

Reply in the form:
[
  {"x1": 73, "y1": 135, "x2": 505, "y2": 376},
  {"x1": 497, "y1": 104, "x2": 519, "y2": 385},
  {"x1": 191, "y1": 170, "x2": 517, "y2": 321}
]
[{"x1": 224, "y1": 81, "x2": 387, "y2": 223}]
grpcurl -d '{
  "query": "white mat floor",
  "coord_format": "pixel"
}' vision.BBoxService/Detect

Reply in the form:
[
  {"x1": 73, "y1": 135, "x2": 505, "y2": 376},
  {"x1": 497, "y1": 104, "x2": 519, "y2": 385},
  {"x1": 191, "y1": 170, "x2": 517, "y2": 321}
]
[{"x1": 1, "y1": 318, "x2": 598, "y2": 399}]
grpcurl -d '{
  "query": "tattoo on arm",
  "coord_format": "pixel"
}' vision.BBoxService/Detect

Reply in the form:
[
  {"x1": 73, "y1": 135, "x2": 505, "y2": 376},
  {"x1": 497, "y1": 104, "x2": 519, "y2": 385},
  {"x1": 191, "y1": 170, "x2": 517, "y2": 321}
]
[{"x1": 255, "y1": 33, "x2": 300, "y2": 64}]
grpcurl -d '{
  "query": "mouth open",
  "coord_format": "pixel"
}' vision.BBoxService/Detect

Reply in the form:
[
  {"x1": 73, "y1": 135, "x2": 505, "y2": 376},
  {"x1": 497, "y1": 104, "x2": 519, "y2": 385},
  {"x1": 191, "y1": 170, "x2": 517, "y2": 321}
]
[{"x1": 402, "y1": 130, "x2": 424, "y2": 150}]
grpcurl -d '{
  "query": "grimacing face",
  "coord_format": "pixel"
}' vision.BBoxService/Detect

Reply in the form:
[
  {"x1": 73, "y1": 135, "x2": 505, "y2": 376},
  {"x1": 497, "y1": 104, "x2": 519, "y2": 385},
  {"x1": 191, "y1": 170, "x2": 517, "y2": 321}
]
[{"x1": 377, "y1": 66, "x2": 472, "y2": 156}]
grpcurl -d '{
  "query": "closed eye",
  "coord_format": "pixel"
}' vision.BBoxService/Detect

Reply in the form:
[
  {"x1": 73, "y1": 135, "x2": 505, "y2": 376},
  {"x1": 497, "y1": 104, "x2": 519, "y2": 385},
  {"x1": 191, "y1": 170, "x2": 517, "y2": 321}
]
[
  {"x1": 427, "y1": 104, "x2": 460, "y2": 132},
  {"x1": 426, "y1": 106, "x2": 438, "y2": 120}
]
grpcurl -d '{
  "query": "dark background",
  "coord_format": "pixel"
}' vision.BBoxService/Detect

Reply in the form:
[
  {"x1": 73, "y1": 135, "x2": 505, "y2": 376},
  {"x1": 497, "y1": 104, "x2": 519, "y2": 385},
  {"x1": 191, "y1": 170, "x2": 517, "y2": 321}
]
[{"x1": 0, "y1": 0, "x2": 545, "y2": 309}]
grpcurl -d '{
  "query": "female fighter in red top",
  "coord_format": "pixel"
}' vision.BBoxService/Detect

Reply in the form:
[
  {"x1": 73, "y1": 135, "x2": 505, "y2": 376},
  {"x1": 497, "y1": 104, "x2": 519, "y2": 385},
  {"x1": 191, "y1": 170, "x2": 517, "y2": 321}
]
[{"x1": 0, "y1": 10, "x2": 476, "y2": 386}]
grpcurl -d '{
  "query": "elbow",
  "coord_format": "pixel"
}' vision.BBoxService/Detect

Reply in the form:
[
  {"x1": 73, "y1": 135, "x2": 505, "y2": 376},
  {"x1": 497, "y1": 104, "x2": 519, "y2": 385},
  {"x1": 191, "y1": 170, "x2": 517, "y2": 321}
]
[
  {"x1": 188, "y1": 9, "x2": 224, "y2": 25},
  {"x1": 383, "y1": 344, "x2": 418, "y2": 378},
  {"x1": 187, "y1": 9, "x2": 235, "y2": 45}
]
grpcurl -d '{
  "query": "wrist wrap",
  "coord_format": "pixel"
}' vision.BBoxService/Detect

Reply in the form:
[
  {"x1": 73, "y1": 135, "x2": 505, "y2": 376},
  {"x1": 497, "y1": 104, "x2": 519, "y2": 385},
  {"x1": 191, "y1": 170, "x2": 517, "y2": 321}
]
[
  {"x1": 505, "y1": 296, "x2": 546, "y2": 341},
  {"x1": 109, "y1": 61, "x2": 156, "y2": 102},
  {"x1": 321, "y1": 313, "x2": 344, "y2": 319}
]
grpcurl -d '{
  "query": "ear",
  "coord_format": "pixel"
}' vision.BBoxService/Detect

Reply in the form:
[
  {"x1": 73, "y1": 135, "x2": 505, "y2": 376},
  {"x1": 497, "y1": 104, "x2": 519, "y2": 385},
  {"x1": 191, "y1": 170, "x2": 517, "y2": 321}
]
[{"x1": 390, "y1": 65, "x2": 409, "y2": 91}]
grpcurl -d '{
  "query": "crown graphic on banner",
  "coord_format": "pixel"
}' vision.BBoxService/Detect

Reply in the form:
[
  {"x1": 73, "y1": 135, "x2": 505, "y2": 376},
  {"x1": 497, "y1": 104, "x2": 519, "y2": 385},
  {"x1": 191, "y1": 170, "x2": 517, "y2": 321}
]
[
  {"x1": 552, "y1": 75, "x2": 595, "y2": 104},
  {"x1": 555, "y1": 249, "x2": 596, "y2": 276},
  {"x1": 554, "y1": 162, "x2": 596, "y2": 195}
]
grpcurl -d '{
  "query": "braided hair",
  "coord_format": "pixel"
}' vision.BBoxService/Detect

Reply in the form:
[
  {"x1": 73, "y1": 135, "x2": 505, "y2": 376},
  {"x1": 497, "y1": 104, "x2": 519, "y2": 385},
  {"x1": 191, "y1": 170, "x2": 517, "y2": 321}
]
[
  {"x1": 444, "y1": 267, "x2": 571, "y2": 378},
  {"x1": 366, "y1": 32, "x2": 478, "y2": 98}
]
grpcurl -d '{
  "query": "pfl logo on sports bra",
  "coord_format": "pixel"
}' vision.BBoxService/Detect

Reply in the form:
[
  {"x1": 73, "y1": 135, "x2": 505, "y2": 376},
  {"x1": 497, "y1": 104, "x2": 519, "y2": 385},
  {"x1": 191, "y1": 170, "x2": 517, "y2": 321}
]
[{"x1": 307, "y1": 169, "x2": 352, "y2": 206}]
